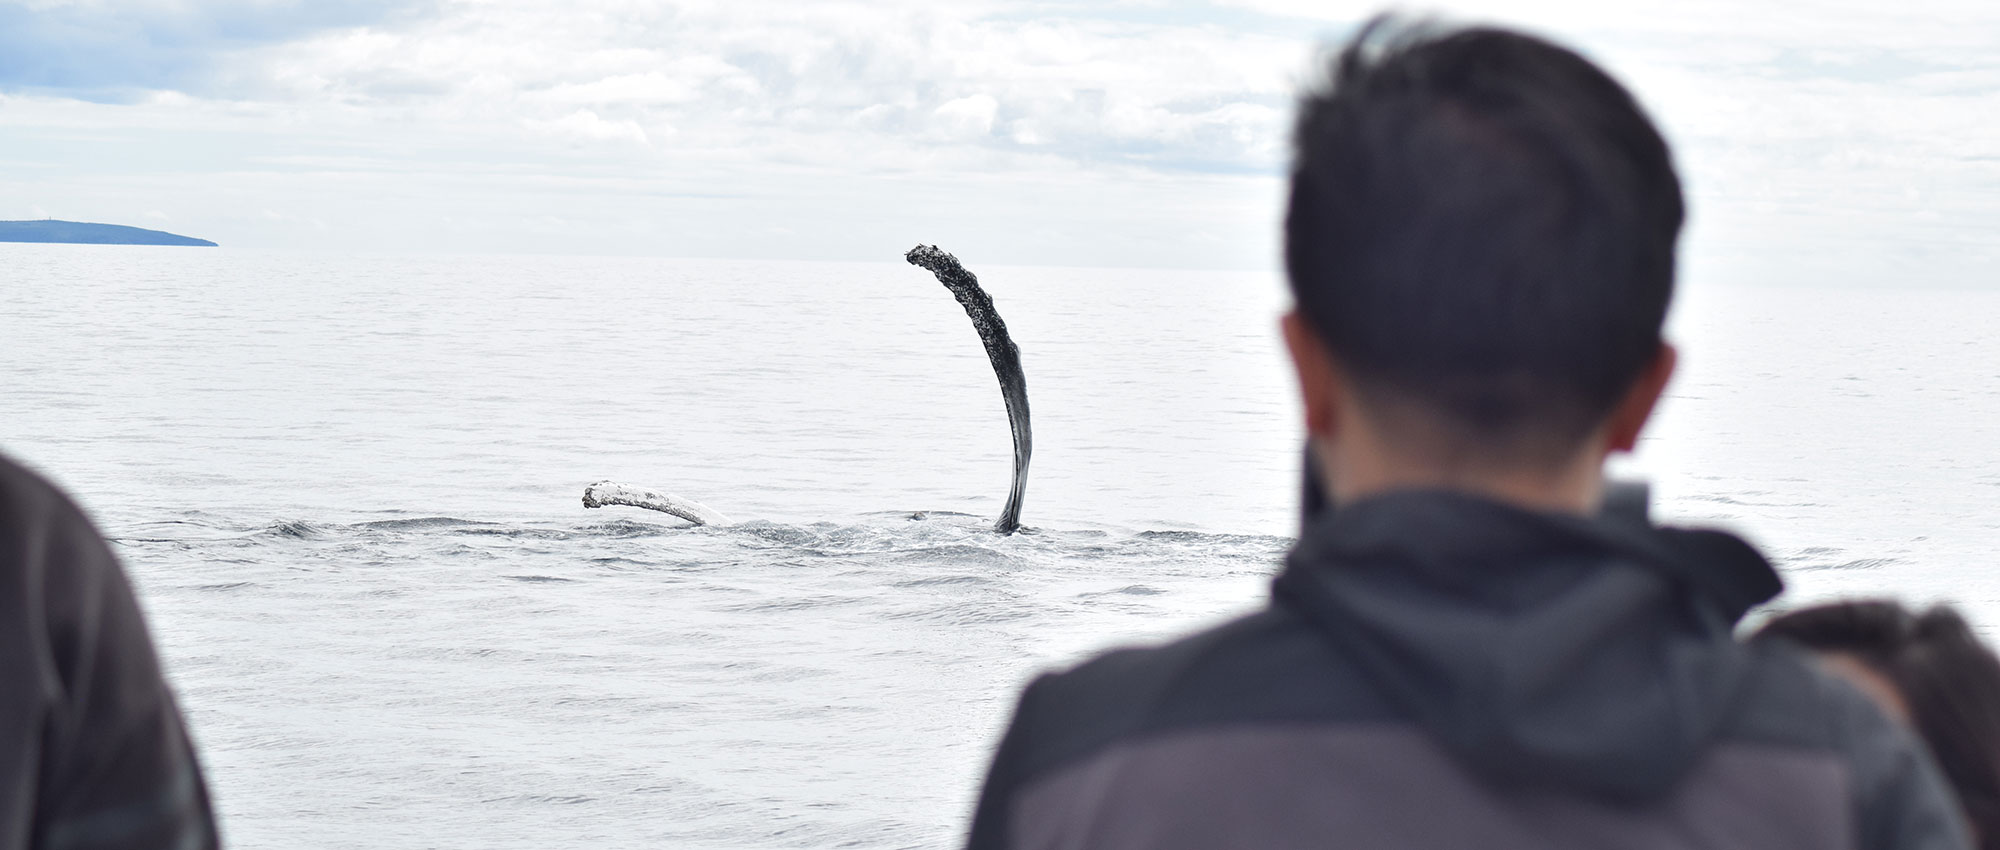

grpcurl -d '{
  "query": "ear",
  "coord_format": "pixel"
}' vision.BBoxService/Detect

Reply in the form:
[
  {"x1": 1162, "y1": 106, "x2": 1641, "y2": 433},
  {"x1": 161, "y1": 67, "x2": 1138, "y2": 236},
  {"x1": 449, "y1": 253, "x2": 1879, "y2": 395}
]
[
  {"x1": 1281, "y1": 311, "x2": 1341, "y2": 439},
  {"x1": 1605, "y1": 342, "x2": 1677, "y2": 453}
]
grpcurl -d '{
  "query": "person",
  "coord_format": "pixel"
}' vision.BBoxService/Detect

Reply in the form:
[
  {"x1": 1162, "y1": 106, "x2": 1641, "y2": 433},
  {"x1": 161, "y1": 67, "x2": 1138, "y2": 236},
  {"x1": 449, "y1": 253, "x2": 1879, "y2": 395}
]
[
  {"x1": 964, "y1": 17, "x2": 1970, "y2": 850},
  {"x1": 1759, "y1": 601, "x2": 2000, "y2": 849},
  {"x1": 0, "y1": 453, "x2": 219, "y2": 849}
]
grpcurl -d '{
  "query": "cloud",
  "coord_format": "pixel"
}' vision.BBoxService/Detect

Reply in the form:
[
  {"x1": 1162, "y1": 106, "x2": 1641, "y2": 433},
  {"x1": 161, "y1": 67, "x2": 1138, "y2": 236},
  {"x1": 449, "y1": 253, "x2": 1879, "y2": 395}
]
[
  {"x1": 933, "y1": 94, "x2": 999, "y2": 139},
  {"x1": 12, "y1": 1, "x2": 1309, "y2": 175},
  {"x1": 534, "y1": 109, "x2": 652, "y2": 146},
  {"x1": 530, "y1": 72, "x2": 704, "y2": 107},
  {"x1": 0, "y1": 0, "x2": 1994, "y2": 276},
  {"x1": 0, "y1": 0, "x2": 434, "y2": 101}
]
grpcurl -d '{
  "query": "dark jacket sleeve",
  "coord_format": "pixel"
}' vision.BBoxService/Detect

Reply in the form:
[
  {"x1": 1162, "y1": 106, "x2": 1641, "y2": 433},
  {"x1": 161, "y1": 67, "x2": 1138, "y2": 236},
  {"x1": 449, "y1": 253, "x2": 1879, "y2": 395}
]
[
  {"x1": 966, "y1": 675, "x2": 1051, "y2": 850},
  {"x1": 1845, "y1": 684, "x2": 1972, "y2": 850},
  {"x1": 14, "y1": 467, "x2": 219, "y2": 850}
]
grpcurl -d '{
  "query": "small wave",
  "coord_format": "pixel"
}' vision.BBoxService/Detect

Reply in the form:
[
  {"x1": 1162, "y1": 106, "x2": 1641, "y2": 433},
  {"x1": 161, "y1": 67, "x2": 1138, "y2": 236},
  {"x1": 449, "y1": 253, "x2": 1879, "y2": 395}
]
[
  {"x1": 882, "y1": 601, "x2": 1036, "y2": 625},
  {"x1": 110, "y1": 517, "x2": 243, "y2": 542},
  {"x1": 480, "y1": 794, "x2": 595, "y2": 806},
  {"x1": 888, "y1": 544, "x2": 1019, "y2": 570},
  {"x1": 1082, "y1": 584, "x2": 1167, "y2": 597},
  {"x1": 258, "y1": 520, "x2": 325, "y2": 539},
  {"x1": 584, "y1": 555, "x2": 664, "y2": 570},
  {"x1": 892, "y1": 573, "x2": 999, "y2": 589},
  {"x1": 570, "y1": 519, "x2": 689, "y2": 539},
  {"x1": 861, "y1": 509, "x2": 984, "y2": 522},
  {"x1": 502, "y1": 574, "x2": 577, "y2": 583},
  {"x1": 1793, "y1": 556, "x2": 1901, "y2": 572},
  {"x1": 732, "y1": 522, "x2": 835, "y2": 548},
  {"x1": 1137, "y1": 529, "x2": 1290, "y2": 548},
  {"x1": 357, "y1": 516, "x2": 497, "y2": 531},
  {"x1": 721, "y1": 595, "x2": 867, "y2": 613},
  {"x1": 729, "y1": 520, "x2": 982, "y2": 554},
  {"x1": 356, "y1": 517, "x2": 680, "y2": 541}
]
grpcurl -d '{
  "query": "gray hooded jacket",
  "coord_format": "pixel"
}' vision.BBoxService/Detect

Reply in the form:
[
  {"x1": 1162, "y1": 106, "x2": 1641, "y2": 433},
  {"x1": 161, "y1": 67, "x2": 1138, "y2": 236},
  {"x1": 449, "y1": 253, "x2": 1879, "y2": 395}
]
[
  {"x1": 0, "y1": 455, "x2": 217, "y2": 849},
  {"x1": 966, "y1": 492, "x2": 1968, "y2": 850}
]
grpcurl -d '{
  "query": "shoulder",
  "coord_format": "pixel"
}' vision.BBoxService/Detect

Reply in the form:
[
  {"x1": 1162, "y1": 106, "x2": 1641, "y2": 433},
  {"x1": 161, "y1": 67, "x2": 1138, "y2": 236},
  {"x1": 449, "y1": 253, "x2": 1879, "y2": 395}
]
[
  {"x1": 0, "y1": 454, "x2": 146, "y2": 701},
  {"x1": 1728, "y1": 638, "x2": 1971, "y2": 850},
  {"x1": 1006, "y1": 605, "x2": 1397, "y2": 784},
  {"x1": 0, "y1": 453, "x2": 122, "y2": 596},
  {"x1": 0, "y1": 454, "x2": 113, "y2": 561},
  {"x1": 0, "y1": 454, "x2": 127, "y2": 629},
  {"x1": 0, "y1": 453, "x2": 76, "y2": 524},
  {"x1": 1729, "y1": 637, "x2": 1926, "y2": 757}
]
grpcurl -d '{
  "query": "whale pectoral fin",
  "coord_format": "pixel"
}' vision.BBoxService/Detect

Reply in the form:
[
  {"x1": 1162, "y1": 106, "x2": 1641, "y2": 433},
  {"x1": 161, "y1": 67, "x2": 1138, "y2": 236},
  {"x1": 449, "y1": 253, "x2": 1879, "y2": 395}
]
[
  {"x1": 581, "y1": 480, "x2": 732, "y2": 526},
  {"x1": 907, "y1": 244, "x2": 1032, "y2": 535}
]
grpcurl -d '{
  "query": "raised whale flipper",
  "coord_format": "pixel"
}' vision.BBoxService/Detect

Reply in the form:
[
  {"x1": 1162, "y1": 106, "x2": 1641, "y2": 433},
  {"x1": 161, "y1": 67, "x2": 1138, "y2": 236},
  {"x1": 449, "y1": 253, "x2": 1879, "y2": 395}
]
[
  {"x1": 582, "y1": 480, "x2": 733, "y2": 526},
  {"x1": 905, "y1": 244, "x2": 1031, "y2": 535}
]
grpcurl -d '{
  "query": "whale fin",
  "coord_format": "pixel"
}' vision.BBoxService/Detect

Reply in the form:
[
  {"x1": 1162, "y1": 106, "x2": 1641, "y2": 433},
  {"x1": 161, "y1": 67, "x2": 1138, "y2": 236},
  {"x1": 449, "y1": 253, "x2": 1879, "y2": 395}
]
[
  {"x1": 582, "y1": 480, "x2": 733, "y2": 526},
  {"x1": 906, "y1": 244, "x2": 1031, "y2": 535}
]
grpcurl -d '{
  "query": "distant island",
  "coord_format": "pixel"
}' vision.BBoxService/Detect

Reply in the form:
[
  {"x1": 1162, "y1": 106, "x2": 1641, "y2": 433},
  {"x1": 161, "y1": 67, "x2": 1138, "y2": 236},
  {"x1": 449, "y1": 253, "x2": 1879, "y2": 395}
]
[{"x1": 0, "y1": 220, "x2": 217, "y2": 247}]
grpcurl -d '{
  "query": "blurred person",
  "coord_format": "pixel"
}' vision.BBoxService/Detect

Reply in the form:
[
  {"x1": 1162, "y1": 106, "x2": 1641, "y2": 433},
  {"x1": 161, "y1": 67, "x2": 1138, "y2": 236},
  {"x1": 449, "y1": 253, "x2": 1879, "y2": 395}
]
[
  {"x1": 963, "y1": 17, "x2": 1968, "y2": 850},
  {"x1": 0, "y1": 453, "x2": 218, "y2": 849},
  {"x1": 1759, "y1": 601, "x2": 2000, "y2": 849}
]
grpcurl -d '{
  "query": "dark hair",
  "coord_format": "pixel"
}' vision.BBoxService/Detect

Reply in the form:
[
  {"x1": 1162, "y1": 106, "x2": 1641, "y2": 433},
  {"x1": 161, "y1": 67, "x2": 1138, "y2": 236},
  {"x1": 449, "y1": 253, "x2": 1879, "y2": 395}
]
[
  {"x1": 1285, "y1": 17, "x2": 1684, "y2": 454},
  {"x1": 1757, "y1": 601, "x2": 2000, "y2": 848}
]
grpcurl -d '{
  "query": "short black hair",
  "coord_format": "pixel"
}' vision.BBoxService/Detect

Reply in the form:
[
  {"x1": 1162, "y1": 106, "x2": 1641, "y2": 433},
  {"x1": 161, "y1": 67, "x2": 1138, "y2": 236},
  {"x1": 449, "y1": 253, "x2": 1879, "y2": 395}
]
[
  {"x1": 1757, "y1": 601, "x2": 2000, "y2": 849},
  {"x1": 1286, "y1": 17, "x2": 1683, "y2": 453}
]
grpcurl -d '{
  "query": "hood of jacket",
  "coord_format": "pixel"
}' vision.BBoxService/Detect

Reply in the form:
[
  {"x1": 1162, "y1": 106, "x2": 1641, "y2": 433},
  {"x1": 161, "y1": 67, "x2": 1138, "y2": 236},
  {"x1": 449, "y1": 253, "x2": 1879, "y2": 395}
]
[{"x1": 1273, "y1": 490, "x2": 1783, "y2": 802}]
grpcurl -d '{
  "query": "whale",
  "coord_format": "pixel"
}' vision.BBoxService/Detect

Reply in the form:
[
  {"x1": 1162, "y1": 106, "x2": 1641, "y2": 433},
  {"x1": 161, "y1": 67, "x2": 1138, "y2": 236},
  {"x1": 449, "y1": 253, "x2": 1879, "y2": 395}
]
[
  {"x1": 584, "y1": 244, "x2": 1032, "y2": 533},
  {"x1": 904, "y1": 244, "x2": 1031, "y2": 534},
  {"x1": 582, "y1": 481, "x2": 732, "y2": 526}
]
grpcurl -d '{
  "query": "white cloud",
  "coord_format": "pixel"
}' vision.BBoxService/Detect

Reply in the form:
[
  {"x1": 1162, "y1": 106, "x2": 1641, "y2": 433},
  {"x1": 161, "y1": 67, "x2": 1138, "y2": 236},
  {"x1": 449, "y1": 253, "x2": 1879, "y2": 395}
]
[
  {"x1": 933, "y1": 94, "x2": 999, "y2": 138},
  {"x1": 193, "y1": 0, "x2": 1304, "y2": 174},
  {"x1": 534, "y1": 109, "x2": 652, "y2": 146},
  {"x1": 531, "y1": 72, "x2": 702, "y2": 106},
  {"x1": 0, "y1": 0, "x2": 1993, "y2": 277}
]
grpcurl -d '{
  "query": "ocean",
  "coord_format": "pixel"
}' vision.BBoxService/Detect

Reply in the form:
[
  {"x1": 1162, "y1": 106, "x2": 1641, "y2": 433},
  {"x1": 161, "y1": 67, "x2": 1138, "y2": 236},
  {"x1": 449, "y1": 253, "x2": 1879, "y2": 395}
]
[{"x1": 2, "y1": 244, "x2": 1996, "y2": 848}]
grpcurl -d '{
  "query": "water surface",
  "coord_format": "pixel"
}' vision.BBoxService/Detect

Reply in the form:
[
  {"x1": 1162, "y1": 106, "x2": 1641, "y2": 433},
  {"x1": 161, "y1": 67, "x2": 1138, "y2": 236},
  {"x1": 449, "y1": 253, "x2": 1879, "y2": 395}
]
[{"x1": 2, "y1": 246, "x2": 1996, "y2": 847}]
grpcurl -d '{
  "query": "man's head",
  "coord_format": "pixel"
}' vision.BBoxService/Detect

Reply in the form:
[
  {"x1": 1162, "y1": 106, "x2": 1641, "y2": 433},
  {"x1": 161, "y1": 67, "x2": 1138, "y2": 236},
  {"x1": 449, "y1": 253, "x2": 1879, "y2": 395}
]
[{"x1": 1283, "y1": 18, "x2": 1683, "y2": 510}]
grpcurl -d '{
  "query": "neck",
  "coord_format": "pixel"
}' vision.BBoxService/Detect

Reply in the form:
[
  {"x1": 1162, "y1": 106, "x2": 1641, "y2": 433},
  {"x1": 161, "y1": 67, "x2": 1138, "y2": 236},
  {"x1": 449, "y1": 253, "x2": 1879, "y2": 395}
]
[{"x1": 1314, "y1": 418, "x2": 1608, "y2": 516}]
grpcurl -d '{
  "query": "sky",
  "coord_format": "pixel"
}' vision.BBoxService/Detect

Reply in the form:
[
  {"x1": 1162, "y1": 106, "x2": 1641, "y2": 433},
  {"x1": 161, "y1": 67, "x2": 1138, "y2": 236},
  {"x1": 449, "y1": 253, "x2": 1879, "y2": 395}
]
[{"x1": 1, "y1": 0, "x2": 1996, "y2": 276}]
